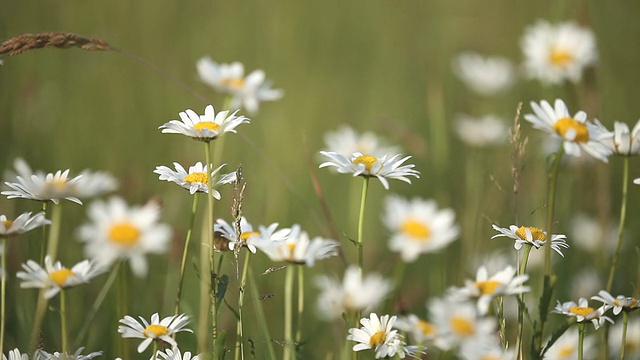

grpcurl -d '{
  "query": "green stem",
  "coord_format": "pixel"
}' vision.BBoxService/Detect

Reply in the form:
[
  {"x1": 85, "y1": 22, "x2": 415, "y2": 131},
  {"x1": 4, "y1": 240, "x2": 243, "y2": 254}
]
[
  {"x1": 248, "y1": 268, "x2": 277, "y2": 360},
  {"x1": 284, "y1": 265, "x2": 295, "y2": 360},
  {"x1": 174, "y1": 194, "x2": 200, "y2": 317},
  {"x1": 235, "y1": 251, "x2": 251, "y2": 360},
  {"x1": 544, "y1": 145, "x2": 564, "y2": 276},
  {"x1": 607, "y1": 156, "x2": 629, "y2": 291},
  {"x1": 578, "y1": 323, "x2": 585, "y2": 360},
  {"x1": 295, "y1": 266, "x2": 304, "y2": 346},
  {"x1": 0, "y1": 237, "x2": 6, "y2": 358},
  {"x1": 60, "y1": 290, "x2": 68, "y2": 355},
  {"x1": 621, "y1": 311, "x2": 628, "y2": 360},
  {"x1": 516, "y1": 244, "x2": 533, "y2": 358},
  {"x1": 356, "y1": 177, "x2": 370, "y2": 274},
  {"x1": 39, "y1": 202, "x2": 48, "y2": 263},
  {"x1": 197, "y1": 221, "x2": 210, "y2": 353},
  {"x1": 204, "y1": 140, "x2": 219, "y2": 358}
]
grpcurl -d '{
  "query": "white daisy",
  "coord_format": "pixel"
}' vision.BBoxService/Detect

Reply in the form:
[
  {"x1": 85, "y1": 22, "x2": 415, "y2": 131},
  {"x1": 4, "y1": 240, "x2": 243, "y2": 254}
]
[
  {"x1": 382, "y1": 195, "x2": 458, "y2": 262},
  {"x1": 154, "y1": 162, "x2": 236, "y2": 197},
  {"x1": 491, "y1": 224, "x2": 570, "y2": 256},
  {"x1": 524, "y1": 99, "x2": 612, "y2": 162},
  {"x1": 37, "y1": 347, "x2": 103, "y2": 360},
  {"x1": 347, "y1": 313, "x2": 413, "y2": 359},
  {"x1": 2, "y1": 349, "x2": 28, "y2": 360},
  {"x1": 2, "y1": 169, "x2": 84, "y2": 204},
  {"x1": 448, "y1": 265, "x2": 530, "y2": 316},
  {"x1": 459, "y1": 340, "x2": 516, "y2": 360},
  {"x1": 159, "y1": 104, "x2": 249, "y2": 142},
  {"x1": 521, "y1": 20, "x2": 597, "y2": 84},
  {"x1": 544, "y1": 328, "x2": 596, "y2": 360},
  {"x1": 154, "y1": 347, "x2": 200, "y2": 360},
  {"x1": 591, "y1": 290, "x2": 640, "y2": 315},
  {"x1": 454, "y1": 114, "x2": 508, "y2": 148},
  {"x1": 0, "y1": 212, "x2": 50, "y2": 237},
  {"x1": 77, "y1": 197, "x2": 171, "y2": 278},
  {"x1": 322, "y1": 125, "x2": 401, "y2": 159},
  {"x1": 118, "y1": 313, "x2": 192, "y2": 353},
  {"x1": 552, "y1": 298, "x2": 614, "y2": 330},
  {"x1": 315, "y1": 266, "x2": 392, "y2": 320},
  {"x1": 319, "y1": 151, "x2": 420, "y2": 190},
  {"x1": 73, "y1": 170, "x2": 119, "y2": 199},
  {"x1": 394, "y1": 314, "x2": 439, "y2": 344},
  {"x1": 253, "y1": 224, "x2": 339, "y2": 266},
  {"x1": 197, "y1": 57, "x2": 283, "y2": 114},
  {"x1": 214, "y1": 217, "x2": 289, "y2": 254},
  {"x1": 452, "y1": 52, "x2": 515, "y2": 96},
  {"x1": 17, "y1": 256, "x2": 105, "y2": 299},
  {"x1": 635, "y1": 178, "x2": 640, "y2": 185},
  {"x1": 599, "y1": 119, "x2": 640, "y2": 156},
  {"x1": 569, "y1": 213, "x2": 617, "y2": 254}
]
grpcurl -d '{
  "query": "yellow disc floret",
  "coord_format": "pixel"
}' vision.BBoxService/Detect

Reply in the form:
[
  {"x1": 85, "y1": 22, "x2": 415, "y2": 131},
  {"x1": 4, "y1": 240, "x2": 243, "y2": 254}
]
[
  {"x1": 194, "y1": 122, "x2": 220, "y2": 132},
  {"x1": 401, "y1": 219, "x2": 431, "y2": 240},
  {"x1": 515, "y1": 226, "x2": 547, "y2": 241},
  {"x1": 417, "y1": 320, "x2": 437, "y2": 336},
  {"x1": 2, "y1": 219, "x2": 12, "y2": 229},
  {"x1": 221, "y1": 77, "x2": 245, "y2": 89},
  {"x1": 183, "y1": 172, "x2": 208, "y2": 184},
  {"x1": 109, "y1": 222, "x2": 141, "y2": 247},
  {"x1": 240, "y1": 231, "x2": 260, "y2": 241},
  {"x1": 143, "y1": 324, "x2": 169, "y2": 338},
  {"x1": 550, "y1": 47, "x2": 573, "y2": 68},
  {"x1": 475, "y1": 280, "x2": 501, "y2": 295},
  {"x1": 451, "y1": 315, "x2": 475, "y2": 336},
  {"x1": 552, "y1": 117, "x2": 589, "y2": 142},
  {"x1": 49, "y1": 268, "x2": 75, "y2": 286},
  {"x1": 569, "y1": 306, "x2": 595, "y2": 317},
  {"x1": 352, "y1": 155, "x2": 377, "y2": 172},
  {"x1": 369, "y1": 330, "x2": 387, "y2": 347}
]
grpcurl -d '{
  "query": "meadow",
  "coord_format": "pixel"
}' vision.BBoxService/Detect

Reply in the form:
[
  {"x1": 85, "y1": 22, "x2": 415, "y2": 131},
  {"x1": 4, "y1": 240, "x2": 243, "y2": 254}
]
[{"x1": 1, "y1": 0, "x2": 640, "y2": 359}]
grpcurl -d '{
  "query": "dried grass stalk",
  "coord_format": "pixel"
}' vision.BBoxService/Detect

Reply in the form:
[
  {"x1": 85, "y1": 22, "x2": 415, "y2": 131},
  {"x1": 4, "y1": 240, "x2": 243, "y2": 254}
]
[{"x1": 0, "y1": 32, "x2": 111, "y2": 56}]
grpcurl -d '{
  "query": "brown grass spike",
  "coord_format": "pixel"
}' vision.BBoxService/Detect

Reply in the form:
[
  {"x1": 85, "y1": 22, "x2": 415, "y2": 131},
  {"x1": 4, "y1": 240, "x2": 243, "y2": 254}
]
[{"x1": 0, "y1": 32, "x2": 111, "y2": 56}]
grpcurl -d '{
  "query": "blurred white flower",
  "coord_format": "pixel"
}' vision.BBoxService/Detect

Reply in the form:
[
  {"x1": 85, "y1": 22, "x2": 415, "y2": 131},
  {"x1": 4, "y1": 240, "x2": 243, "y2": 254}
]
[
  {"x1": 609, "y1": 317, "x2": 640, "y2": 359},
  {"x1": 394, "y1": 314, "x2": 438, "y2": 344},
  {"x1": 454, "y1": 114, "x2": 507, "y2": 148},
  {"x1": 521, "y1": 20, "x2": 597, "y2": 84},
  {"x1": 453, "y1": 52, "x2": 515, "y2": 95},
  {"x1": 118, "y1": 313, "x2": 192, "y2": 353},
  {"x1": 569, "y1": 213, "x2": 617, "y2": 254},
  {"x1": 17, "y1": 256, "x2": 104, "y2": 299},
  {"x1": 154, "y1": 162, "x2": 236, "y2": 197},
  {"x1": 322, "y1": 125, "x2": 400, "y2": 158},
  {"x1": 159, "y1": 105, "x2": 249, "y2": 142},
  {"x1": 0, "y1": 212, "x2": 50, "y2": 237},
  {"x1": 37, "y1": 347, "x2": 103, "y2": 360},
  {"x1": 544, "y1": 328, "x2": 596, "y2": 360},
  {"x1": 254, "y1": 224, "x2": 339, "y2": 266},
  {"x1": 599, "y1": 119, "x2": 640, "y2": 156}
]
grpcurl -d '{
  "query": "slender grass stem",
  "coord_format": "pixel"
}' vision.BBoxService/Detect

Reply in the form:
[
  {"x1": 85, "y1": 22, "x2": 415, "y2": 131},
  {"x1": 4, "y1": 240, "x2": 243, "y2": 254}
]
[
  {"x1": 578, "y1": 322, "x2": 585, "y2": 360},
  {"x1": 204, "y1": 140, "x2": 219, "y2": 359},
  {"x1": 621, "y1": 311, "x2": 628, "y2": 360},
  {"x1": 235, "y1": 251, "x2": 251, "y2": 360},
  {"x1": 1, "y1": 237, "x2": 6, "y2": 358},
  {"x1": 39, "y1": 202, "x2": 48, "y2": 263},
  {"x1": 295, "y1": 265, "x2": 304, "y2": 346},
  {"x1": 515, "y1": 244, "x2": 533, "y2": 359},
  {"x1": 60, "y1": 290, "x2": 68, "y2": 355},
  {"x1": 544, "y1": 145, "x2": 564, "y2": 276},
  {"x1": 607, "y1": 156, "x2": 629, "y2": 291},
  {"x1": 284, "y1": 265, "x2": 295, "y2": 360},
  {"x1": 248, "y1": 269, "x2": 277, "y2": 360},
  {"x1": 356, "y1": 177, "x2": 370, "y2": 274},
  {"x1": 198, "y1": 221, "x2": 210, "y2": 353},
  {"x1": 174, "y1": 194, "x2": 200, "y2": 317}
]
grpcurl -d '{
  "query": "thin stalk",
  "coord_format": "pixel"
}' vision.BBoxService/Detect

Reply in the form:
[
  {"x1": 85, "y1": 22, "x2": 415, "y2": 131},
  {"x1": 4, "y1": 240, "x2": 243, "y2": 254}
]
[
  {"x1": 544, "y1": 145, "x2": 564, "y2": 276},
  {"x1": 60, "y1": 290, "x2": 68, "y2": 355},
  {"x1": 356, "y1": 177, "x2": 370, "y2": 274},
  {"x1": 39, "y1": 202, "x2": 48, "y2": 263},
  {"x1": 248, "y1": 268, "x2": 277, "y2": 360},
  {"x1": 283, "y1": 265, "x2": 295, "y2": 360},
  {"x1": 152, "y1": 341, "x2": 158, "y2": 359},
  {"x1": 515, "y1": 244, "x2": 533, "y2": 359},
  {"x1": 607, "y1": 156, "x2": 629, "y2": 291},
  {"x1": 174, "y1": 194, "x2": 200, "y2": 316},
  {"x1": 621, "y1": 311, "x2": 628, "y2": 360},
  {"x1": 0, "y1": 237, "x2": 6, "y2": 358},
  {"x1": 578, "y1": 323, "x2": 585, "y2": 360},
  {"x1": 197, "y1": 221, "x2": 210, "y2": 353},
  {"x1": 295, "y1": 265, "x2": 304, "y2": 346},
  {"x1": 205, "y1": 140, "x2": 219, "y2": 358},
  {"x1": 235, "y1": 251, "x2": 251, "y2": 360}
]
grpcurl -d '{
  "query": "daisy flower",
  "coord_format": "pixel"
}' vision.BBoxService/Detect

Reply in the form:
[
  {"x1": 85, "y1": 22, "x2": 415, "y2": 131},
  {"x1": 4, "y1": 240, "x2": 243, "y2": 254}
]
[
  {"x1": 154, "y1": 162, "x2": 236, "y2": 197},
  {"x1": 315, "y1": 266, "x2": 392, "y2": 320},
  {"x1": 591, "y1": 290, "x2": 640, "y2": 315},
  {"x1": 347, "y1": 313, "x2": 415, "y2": 359},
  {"x1": 2, "y1": 168, "x2": 84, "y2": 204},
  {"x1": 0, "y1": 212, "x2": 50, "y2": 237},
  {"x1": 521, "y1": 20, "x2": 597, "y2": 84},
  {"x1": 214, "y1": 217, "x2": 290, "y2": 254},
  {"x1": 37, "y1": 347, "x2": 103, "y2": 360},
  {"x1": 2, "y1": 349, "x2": 28, "y2": 360},
  {"x1": 253, "y1": 224, "x2": 339, "y2": 266},
  {"x1": 197, "y1": 57, "x2": 283, "y2": 114},
  {"x1": 394, "y1": 314, "x2": 439, "y2": 344},
  {"x1": 635, "y1": 178, "x2": 640, "y2": 185},
  {"x1": 77, "y1": 197, "x2": 171, "y2": 278},
  {"x1": 552, "y1": 298, "x2": 614, "y2": 330},
  {"x1": 543, "y1": 328, "x2": 596, "y2": 360},
  {"x1": 569, "y1": 213, "x2": 617, "y2": 254},
  {"x1": 452, "y1": 52, "x2": 515, "y2": 96},
  {"x1": 319, "y1": 151, "x2": 420, "y2": 190},
  {"x1": 524, "y1": 99, "x2": 612, "y2": 162},
  {"x1": 118, "y1": 313, "x2": 192, "y2": 353},
  {"x1": 382, "y1": 195, "x2": 458, "y2": 262},
  {"x1": 599, "y1": 120, "x2": 640, "y2": 156},
  {"x1": 73, "y1": 170, "x2": 119, "y2": 198},
  {"x1": 159, "y1": 105, "x2": 249, "y2": 142},
  {"x1": 448, "y1": 265, "x2": 530, "y2": 316},
  {"x1": 459, "y1": 341, "x2": 516, "y2": 360},
  {"x1": 454, "y1": 114, "x2": 508, "y2": 148},
  {"x1": 491, "y1": 224, "x2": 569, "y2": 256},
  {"x1": 322, "y1": 125, "x2": 401, "y2": 159},
  {"x1": 154, "y1": 347, "x2": 200, "y2": 360},
  {"x1": 16, "y1": 256, "x2": 104, "y2": 299}
]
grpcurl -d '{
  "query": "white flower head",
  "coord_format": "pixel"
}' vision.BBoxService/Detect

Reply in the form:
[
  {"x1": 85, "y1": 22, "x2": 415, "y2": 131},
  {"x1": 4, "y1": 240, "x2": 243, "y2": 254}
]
[
  {"x1": 552, "y1": 297, "x2": 614, "y2": 330},
  {"x1": 159, "y1": 105, "x2": 249, "y2": 142},
  {"x1": 454, "y1": 114, "x2": 508, "y2": 148},
  {"x1": 0, "y1": 212, "x2": 50, "y2": 237},
  {"x1": 17, "y1": 256, "x2": 105, "y2": 299},
  {"x1": 2, "y1": 349, "x2": 29, "y2": 360},
  {"x1": 453, "y1": 52, "x2": 516, "y2": 96},
  {"x1": 77, "y1": 197, "x2": 172, "y2": 278},
  {"x1": 524, "y1": 99, "x2": 612, "y2": 162},
  {"x1": 394, "y1": 314, "x2": 438, "y2": 344},
  {"x1": 315, "y1": 266, "x2": 392, "y2": 320},
  {"x1": 521, "y1": 20, "x2": 597, "y2": 84},
  {"x1": 543, "y1": 328, "x2": 596, "y2": 360},
  {"x1": 3, "y1": 169, "x2": 84, "y2": 205},
  {"x1": 254, "y1": 224, "x2": 339, "y2": 266},
  {"x1": 197, "y1": 57, "x2": 283, "y2": 114},
  {"x1": 347, "y1": 313, "x2": 417, "y2": 359},
  {"x1": 37, "y1": 347, "x2": 103, "y2": 360},
  {"x1": 591, "y1": 290, "x2": 640, "y2": 315},
  {"x1": 118, "y1": 313, "x2": 192, "y2": 353},
  {"x1": 214, "y1": 217, "x2": 290, "y2": 254},
  {"x1": 322, "y1": 125, "x2": 401, "y2": 159},
  {"x1": 491, "y1": 224, "x2": 570, "y2": 257},
  {"x1": 154, "y1": 162, "x2": 236, "y2": 197},
  {"x1": 599, "y1": 120, "x2": 640, "y2": 156},
  {"x1": 383, "y1": 195, "x2": 458, "y2": 262},
  {"x1": 319, "y1": 151, "x2": 420, "y2": 190},
  {"x1": 609, "y1": 317, "x2": 640, "y2": 359},
  {"x1": 154, "y1": 347, "x2": 200, "y2": 360}
]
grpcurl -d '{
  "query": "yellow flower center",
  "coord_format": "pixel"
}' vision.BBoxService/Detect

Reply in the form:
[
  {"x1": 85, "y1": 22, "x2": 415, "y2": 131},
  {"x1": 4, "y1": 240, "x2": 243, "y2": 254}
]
[
  {"x1": 183, "y1": 172, "x2": 208, "y2": 184},
  {"x1": 109, "y1": 222, "x2": 141, "y2": 247},
  {"x1": 287, "y1": 242, "x2": 296, "y2": 259},
  {"x1": 475, "y1": 280, "x2": 501, "y2": 295},
  {"x1": 401, "y1": 219, "x2": 431, "y2": 240},
  {"x1": 352, "y1": 155, "x2": 377, "y2": 172},
  {"x1": 450, "y1": 315, "x2": 474, "y2": 336},
  {"x1": 143, "y1": 324, "x2": 169, "y2": 338},
  {"x1": 550, "y1": 47, "x2": 573, "y2": 67},
  {"x1": 614, "y1": 298, "x2": 639, "y2": 308},
  {"x1": 417, "y1": 320, "x2": 436, "y2": 336},
  {"x1": 515, "y1": 226, "x2": 547, "y2": 241},
  {"x1": 240, "y1": 231, "x2": 260, "y2": 241},
  {"x1": 368, "y1": 330, "x2": 387, "y2": 347},
  {"x1": 552, "y1": 117, "x2": 589, "y2": 142},
  {"x1": 221, "y1": 77, "x2": 245, "y2": 89},
  {"x1": 193, "y1": 122, "x2": 220, "y2": 132},
  {"x1": 2, "y1": 220, "x2": 13, "y2": 228},
  {"x1": 558, "y1": 344, "x2": 575, "y2": 358},
  {"x1": 569, "y1": 306, "x2": 595, "y2": 317},
  {"x1": 49, "y1": 268, "x2": 75, "y2": 286}
]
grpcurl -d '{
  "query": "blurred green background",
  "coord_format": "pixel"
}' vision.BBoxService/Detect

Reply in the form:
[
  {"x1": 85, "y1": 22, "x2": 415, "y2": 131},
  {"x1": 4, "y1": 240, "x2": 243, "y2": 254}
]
[{"x1": 2, "y1": 0, "x2": 640, "y2": 358}]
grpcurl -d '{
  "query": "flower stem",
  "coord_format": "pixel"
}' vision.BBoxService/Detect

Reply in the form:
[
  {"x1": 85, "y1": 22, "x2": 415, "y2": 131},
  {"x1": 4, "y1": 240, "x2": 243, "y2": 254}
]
[
  {"x1": 60, "y1": 290, "x2": 68, "y2": 355},
  {"x1": 621, "y1": 311, "x2": 629, "y2": 360},
  {"x1": 295, "y1": 265, "x2": 304, "y2": 346},
  {"x1": 578, "y1": 322, "x2": 585, "y2": 360},
  {"x1": 174, "y1": 193, "x2": 200, "y2": 317},
  {"x1": 607, "y1": 156, "x2": 629, "y2": 292},
  {"x1": 203, "y1": 140, "x2": 219, "y2": 358},
  {"x1": 544, "y1": 145, "x2": 563, "y2": 276},
  {"x1": 284, "y1": 265, "x2": 295, "y2": 360},
  {"x1": 515, "y1": 244, "x2": 533, "y2": 359},
  {"x1": 0, "y1": 237, "x2": 6, "y2": 358},
  {"x1": 356, "y1": 177, "x2": 370, "y2": 274},
  {"x1": 235, "y1": 251, "x2": 251, "y2": 360}
]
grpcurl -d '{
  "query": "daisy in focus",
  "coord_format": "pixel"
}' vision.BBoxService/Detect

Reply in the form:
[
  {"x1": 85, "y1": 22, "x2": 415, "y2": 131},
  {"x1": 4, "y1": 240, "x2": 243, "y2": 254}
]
[
  {"x1": 552, "y1": 297, "x2": 614, "y2": 330},
  {"x1": 322, "y1": 125, "x2": 401, "y2": 158},
  {"x1": 452, "y1": 52, "x2": 515, "y2": 96},
  {"x1": 159, "y1": 105, "x2": 249, "y2": 142},
  {"x1": 591, "y1": 290, "x2": 640, "y2": 315},
  {"x1": 0, "y1": 212, "x2": 50, "y2": 237},
  {"x1": 77, "y1": 197, "x2": 171, "y2": 278},
  {"x1": 347, "y1": 313, "x2": 419, "y2": 359},
  {"x1": 491, "y1": 224, "x2": 569, "y2": 256},
  {"x1": 2, "y1": 349, "x2": 28, "y2": 360},
  {"x1": 599, "y1": 119, "x2": 640, "y2": 156},
  {"x1": 382, "y1": 195, "x2": 458, "y2": 262},
  {"x1": 154, "y1": 347, "x2": 200, "y2": 360},
  {"x1": 154, "y1": 162, "x2": 237, "y2": 197},
  {"x1": 254, "y1": 224, "x2": 339, "y2": 266},
  {"x1": 319, "y1": 151, "x2": 420, "y2": 190},
  {"x1": 118, "y1": 313, "x2": 192, "y2": 353},
  {"x1": 454, "y1": 114, "x2": 508, "y2": 148},
  {"x1": 524, "y1": 99, "x2": 612, "y2": 162},
  {"x1": 315, "y1": 266, "x2": 392, "y2": 320},
  {"x1": 448, "y1": 265, "x2": 530, "y2": 315},
  {"x1": 197, "y1": 57, "x2": 283, "y2": 114},
  {"x1": 214, "y1": 216, "x2": 290, "y2": 254},
  {"x1": 17, "y1": 256, "x2": 104, "y2": 299},
  {"x1": 521, "y1": 20, "x2": 597, "y2": 84}
]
